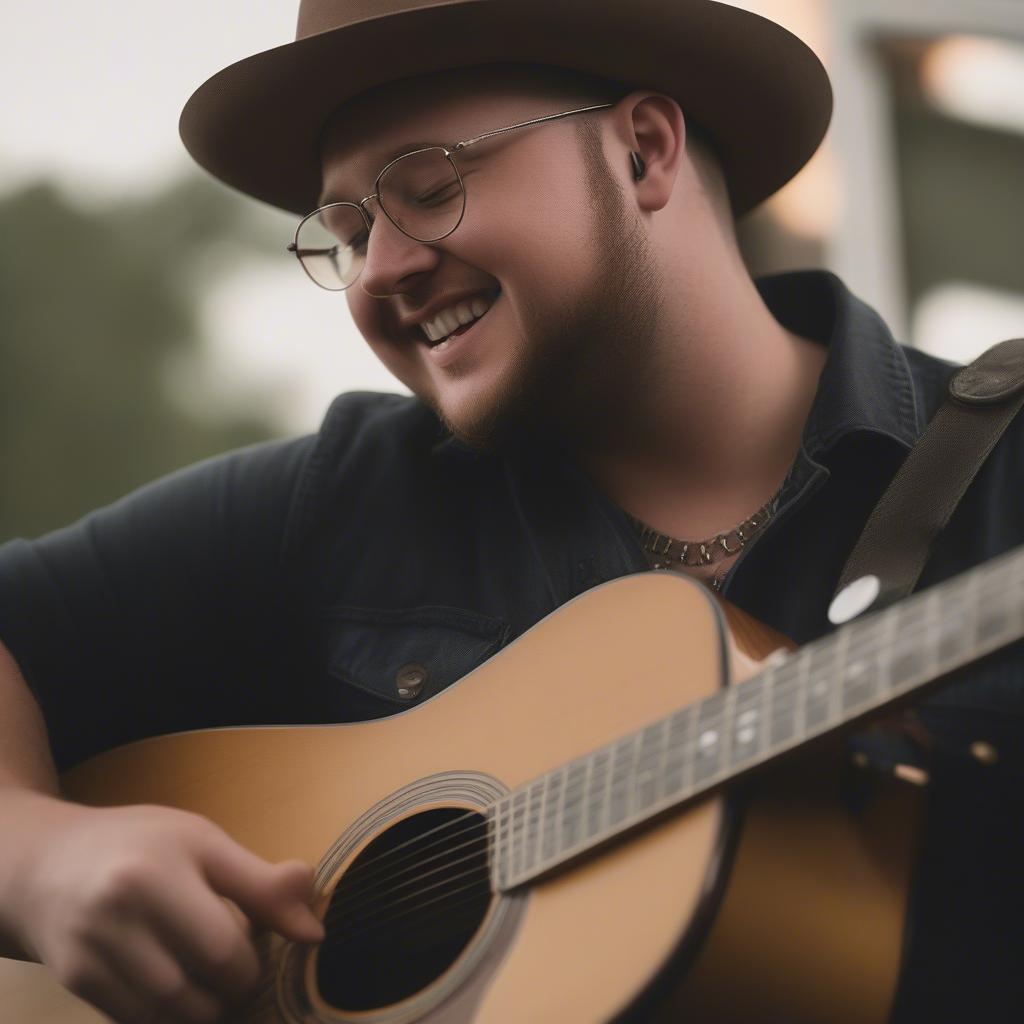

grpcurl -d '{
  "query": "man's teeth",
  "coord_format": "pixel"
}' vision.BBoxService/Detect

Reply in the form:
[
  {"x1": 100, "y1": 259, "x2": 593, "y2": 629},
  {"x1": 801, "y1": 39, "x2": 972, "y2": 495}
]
[{"x1": 421, "y1": 294, "x2": 495, "y2": 344}]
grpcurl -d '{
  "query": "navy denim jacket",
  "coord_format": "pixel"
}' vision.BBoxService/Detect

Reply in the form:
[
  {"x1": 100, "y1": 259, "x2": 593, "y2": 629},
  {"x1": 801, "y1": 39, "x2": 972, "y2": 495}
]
[{"x1": 1, "y1": 269, "x2": 1021, "y2": 1018}]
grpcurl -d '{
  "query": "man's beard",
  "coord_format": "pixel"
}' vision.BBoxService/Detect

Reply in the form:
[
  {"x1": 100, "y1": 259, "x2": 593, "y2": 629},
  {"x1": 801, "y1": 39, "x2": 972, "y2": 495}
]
[{"x1": 432, "y1": 163, "x2": 665, "y2": 454}]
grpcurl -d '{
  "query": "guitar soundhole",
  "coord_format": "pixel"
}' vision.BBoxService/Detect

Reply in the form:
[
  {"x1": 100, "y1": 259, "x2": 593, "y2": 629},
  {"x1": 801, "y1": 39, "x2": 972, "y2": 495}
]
[{"x1": 316, "y1": 807, "x2": 494, "y2": 1011}]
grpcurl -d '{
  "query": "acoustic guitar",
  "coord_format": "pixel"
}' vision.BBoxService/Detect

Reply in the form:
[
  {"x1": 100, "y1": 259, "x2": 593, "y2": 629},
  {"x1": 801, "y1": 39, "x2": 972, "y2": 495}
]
[{"x1": 3, "y1": 546, "x2": 1020, "y2": 1023}]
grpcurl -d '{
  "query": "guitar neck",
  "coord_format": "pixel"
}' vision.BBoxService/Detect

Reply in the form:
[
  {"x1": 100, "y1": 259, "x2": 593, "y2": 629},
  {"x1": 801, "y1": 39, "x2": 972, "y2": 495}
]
[{"x1": 490, "y1": 544, "x2": 1024, "y2": 891}]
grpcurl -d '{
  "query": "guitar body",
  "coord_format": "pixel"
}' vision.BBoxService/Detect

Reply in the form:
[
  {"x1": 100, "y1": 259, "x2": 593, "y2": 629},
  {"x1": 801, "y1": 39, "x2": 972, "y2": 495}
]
[{"x1": 0, "y1": 572, "x2": 922, "y2": 1023}]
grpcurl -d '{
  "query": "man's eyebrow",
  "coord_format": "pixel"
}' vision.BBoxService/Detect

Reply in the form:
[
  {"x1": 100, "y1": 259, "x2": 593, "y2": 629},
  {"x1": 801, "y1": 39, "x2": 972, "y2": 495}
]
[{"x1": 317, "y1": 141, "x2": 442, "y2": 207}]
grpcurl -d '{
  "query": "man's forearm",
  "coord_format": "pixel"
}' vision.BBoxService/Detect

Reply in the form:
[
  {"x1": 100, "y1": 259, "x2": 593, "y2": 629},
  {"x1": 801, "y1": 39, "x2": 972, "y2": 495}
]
[
  {"x1": 0, "y1": 638, "x2": 61, "y2": 959},
  {"x1": 0, "y1": 639, "x2": 58, "y2": 794}
]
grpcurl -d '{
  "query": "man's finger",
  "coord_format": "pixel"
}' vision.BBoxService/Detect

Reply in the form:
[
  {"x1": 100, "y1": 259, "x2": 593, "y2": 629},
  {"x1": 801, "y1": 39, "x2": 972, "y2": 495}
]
[
  {"x1": 200, "y1": 838, "x2": 324, "y2": 943},
  {"x1": 97, "y1": 919, "x2": 223, "y2": 1024},
  {"x1": 58, "y1": 951, "x2": 151, "y2": 1024},
  {"x1": 141, "y1": 870, "x2": 262, "y2": 1004}
]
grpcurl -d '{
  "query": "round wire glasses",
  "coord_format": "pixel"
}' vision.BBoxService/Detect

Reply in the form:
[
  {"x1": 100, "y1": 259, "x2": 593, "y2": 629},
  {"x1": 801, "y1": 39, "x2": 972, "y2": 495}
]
[{"x1": 287, "y1": 102, "x2": 614, "y2": 291}]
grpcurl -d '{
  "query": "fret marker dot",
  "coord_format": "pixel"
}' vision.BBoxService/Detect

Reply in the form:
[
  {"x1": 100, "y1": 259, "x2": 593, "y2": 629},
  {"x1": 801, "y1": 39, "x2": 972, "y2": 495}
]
[
  {"x1": 737, "y1": 726, "x2": 755, "y2": 744},
  {"x1": 738, "y1": 710, "x2": 758, "y2": 727},
  {"x1": 699, "y1": 730, "x2": 718, "y2": 751}
]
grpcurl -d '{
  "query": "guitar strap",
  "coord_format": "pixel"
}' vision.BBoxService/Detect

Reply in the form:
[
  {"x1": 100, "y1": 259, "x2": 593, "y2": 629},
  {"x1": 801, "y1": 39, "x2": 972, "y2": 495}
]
[{"x1": 834, "y1": 336, "x2": 1024, "y2": 610}]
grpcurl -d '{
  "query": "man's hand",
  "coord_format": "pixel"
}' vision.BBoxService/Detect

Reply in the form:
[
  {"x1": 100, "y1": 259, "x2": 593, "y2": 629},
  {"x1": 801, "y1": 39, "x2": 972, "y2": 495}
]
[{"x1": 2, "y1": 793, "x2": 325, "y2": 1023}]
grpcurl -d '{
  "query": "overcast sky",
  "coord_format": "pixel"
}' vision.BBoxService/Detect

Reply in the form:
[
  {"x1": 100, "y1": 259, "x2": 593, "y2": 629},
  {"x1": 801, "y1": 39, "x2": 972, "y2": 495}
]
[
  {"x1": 0, "y1": 1, "x2": 406, "y2": 435},
  {"x1": 0, "y1": 3, "x2": 306, "y2": 195}
]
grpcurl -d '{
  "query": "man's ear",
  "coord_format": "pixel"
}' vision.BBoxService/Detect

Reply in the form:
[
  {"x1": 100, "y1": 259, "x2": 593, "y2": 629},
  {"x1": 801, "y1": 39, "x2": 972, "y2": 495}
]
[{"x1": 618, "y1": 91, "x2": 686, "y2": 214}]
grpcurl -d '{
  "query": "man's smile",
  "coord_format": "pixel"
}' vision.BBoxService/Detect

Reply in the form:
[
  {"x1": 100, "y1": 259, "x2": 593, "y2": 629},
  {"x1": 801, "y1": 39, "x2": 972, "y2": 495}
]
[
  {"x1": 422, "y1": 289, "x2": 503, "y2": 367},
  {"x1": 418, "y1": 287, "x2": 501, "y2": 345}
]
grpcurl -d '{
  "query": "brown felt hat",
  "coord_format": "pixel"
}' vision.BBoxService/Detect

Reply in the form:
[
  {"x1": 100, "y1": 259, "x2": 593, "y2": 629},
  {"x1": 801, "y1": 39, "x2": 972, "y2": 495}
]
[{"x1": 179, "y1": 0, "x2": 832, "y2": 218}]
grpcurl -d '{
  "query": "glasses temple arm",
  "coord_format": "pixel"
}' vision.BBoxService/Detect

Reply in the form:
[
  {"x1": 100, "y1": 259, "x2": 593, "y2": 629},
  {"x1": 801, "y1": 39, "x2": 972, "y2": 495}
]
[{"x1": 452, "y1": 102, "x2": 613, "y2": 152}]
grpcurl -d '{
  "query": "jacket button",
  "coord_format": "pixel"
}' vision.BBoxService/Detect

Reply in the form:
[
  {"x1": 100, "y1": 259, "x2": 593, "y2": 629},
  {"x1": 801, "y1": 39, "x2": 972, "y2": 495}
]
[{"x1": 395, "y1": 663, "x2": 428, "y2": 699}]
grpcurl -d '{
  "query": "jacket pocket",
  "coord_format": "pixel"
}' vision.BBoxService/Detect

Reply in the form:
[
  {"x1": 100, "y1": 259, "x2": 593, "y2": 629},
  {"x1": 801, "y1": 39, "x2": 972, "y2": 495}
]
[{"x1": 318, "y1": 604, "x2": 509, "y2": 719}]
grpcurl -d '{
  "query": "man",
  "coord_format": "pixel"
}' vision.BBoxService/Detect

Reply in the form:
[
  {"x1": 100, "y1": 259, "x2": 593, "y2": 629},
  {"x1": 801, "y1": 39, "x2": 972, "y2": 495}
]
[{"x1": 0, "y1": 1, "x2": 1021, "y2": 1021}]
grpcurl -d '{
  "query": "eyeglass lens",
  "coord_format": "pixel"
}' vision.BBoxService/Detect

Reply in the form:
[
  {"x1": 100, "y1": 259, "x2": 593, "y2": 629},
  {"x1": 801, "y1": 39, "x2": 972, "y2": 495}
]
[{"x1": 296, "y1": 148, "x2": 466, "y2": 290}]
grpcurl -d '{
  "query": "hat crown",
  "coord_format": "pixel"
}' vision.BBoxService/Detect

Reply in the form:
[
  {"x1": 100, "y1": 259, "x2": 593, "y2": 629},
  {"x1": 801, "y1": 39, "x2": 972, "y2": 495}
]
[{"x1": 297, "y1": 0, "x2": 458, "y2": 41}]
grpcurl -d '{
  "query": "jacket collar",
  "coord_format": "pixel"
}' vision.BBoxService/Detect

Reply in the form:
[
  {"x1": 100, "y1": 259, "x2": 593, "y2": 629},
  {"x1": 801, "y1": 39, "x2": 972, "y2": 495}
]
[{"x1": 755, "y1": 269, "x2": 922, "y2": 454}]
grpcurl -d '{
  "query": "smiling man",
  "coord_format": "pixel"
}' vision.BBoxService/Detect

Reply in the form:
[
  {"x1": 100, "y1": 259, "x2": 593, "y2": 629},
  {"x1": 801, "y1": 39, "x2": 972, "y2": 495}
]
[
  {"x1": 316, "y1": 61, "x2": 827, "y2": 588},
  {"x1": 0, "y1": 1, "x2": 1022, "y2": 1022}
]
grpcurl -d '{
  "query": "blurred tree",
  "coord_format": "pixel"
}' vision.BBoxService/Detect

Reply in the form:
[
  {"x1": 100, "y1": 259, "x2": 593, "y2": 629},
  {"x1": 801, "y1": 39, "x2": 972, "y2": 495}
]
[{"x1": 0, "y1": 175, "x2": 286, "y2": 541}]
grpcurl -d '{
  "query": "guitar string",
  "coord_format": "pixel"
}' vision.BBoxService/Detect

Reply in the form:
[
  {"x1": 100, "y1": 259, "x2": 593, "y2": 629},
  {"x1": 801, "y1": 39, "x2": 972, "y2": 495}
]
[
  {"x1": 311, "y1": 561, "x2": 1015, "y2": 929},
  {"x1": 321, "y1": 655, "x2": 969, "y2": 941},
  {"x1": 320, "y1": 858, "x2": 492, "y2": 952},
  {"x1": 314, "y1": 568, "x2": 1018, "y2": 930},
  {"x1": 320, "y1": 670, "x2": 1012, "y2": 941},
  {"x1": 330, "y1": 885, "x2": 497, "y2": 957},
  {"x1": 318, "y1": 586, "x2": 1015, "y2": 938},
  {"x1": 321, "y1": 840, "x2": 489, "y2": 936},
  {"x1": 325, "y1": 556, "x2": 1005, "y2": 902},
  {"x1": 310, "y1": 577, "x2": 1024, "y2": 993},
  {"x1": 301, "y1": 523, "x2": 987, "y2": 980},
  {"x1": 318, "y1": 588, "x2": 920, "y2": 906},
  {"x1": 323, "y1": 876, "x2": 497, "y2": 956},
  {"x1": 325, "y1": 808, "x2": 484, "y2": 890}
]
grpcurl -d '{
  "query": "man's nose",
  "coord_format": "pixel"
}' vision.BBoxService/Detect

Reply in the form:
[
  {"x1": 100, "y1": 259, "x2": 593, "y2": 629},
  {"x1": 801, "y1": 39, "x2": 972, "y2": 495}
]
[{"x1": 358, "y1": 200, "x2": 440, "y2": 296}]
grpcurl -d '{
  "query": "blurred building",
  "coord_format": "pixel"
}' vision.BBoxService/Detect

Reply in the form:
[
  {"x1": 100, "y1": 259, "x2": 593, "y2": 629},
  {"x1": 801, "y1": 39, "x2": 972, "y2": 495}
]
[{"x1": 737, "y1": 0, "x2": 1024, "y2": 363}]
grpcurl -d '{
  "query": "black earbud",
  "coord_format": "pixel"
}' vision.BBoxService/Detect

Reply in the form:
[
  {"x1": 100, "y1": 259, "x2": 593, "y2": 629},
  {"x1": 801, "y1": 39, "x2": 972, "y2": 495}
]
[{"x1": 630, "y1": 151, "x2": 646, "y2": 182}]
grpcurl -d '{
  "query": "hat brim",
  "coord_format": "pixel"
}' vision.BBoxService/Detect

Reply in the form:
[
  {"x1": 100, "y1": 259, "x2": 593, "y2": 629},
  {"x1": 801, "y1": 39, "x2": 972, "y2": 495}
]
[{"x1": 179, "y1": 0, "x2": 832, "y2": 218}]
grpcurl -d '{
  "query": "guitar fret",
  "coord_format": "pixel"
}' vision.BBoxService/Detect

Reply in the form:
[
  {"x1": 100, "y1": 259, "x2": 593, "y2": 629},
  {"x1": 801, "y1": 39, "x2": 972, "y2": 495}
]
[
  {"x1": 842, "y1": 616, "x2": 881, "y2": 714},
  {"x1": 511, "y1": 787, "x2": 528, "y2": 881},
  {"x1": 685, "y1": 702, "x2": 699, "y2": 793},
  {"x1": 760, "y1": 659, "x2": 778, "y2": 757},
  {"x1": 653, "y1": 716, "x2": 672, "y2": 807},
  {"x1": 978, "y1": 571, "x2": 1011, "y2": 644},
  {"x1": 891, "y1": 599, "x2": 927, "y2": 685},
  {"x1": 522, "y1": 781, "x2": 541, "y2": 876},
  {"x1": 965, "y1": 571, "x2": 981, "y2": 674},
  {"x1": 771, "y1": 656, "x2": 800, "y2": 748},
  {"x1": 694, "y1": 691, "x2": 725, "y2": 785},
  {"x1": 608, "y1": 735, "x2": 635, "y2": 828},
  {"x1": 490, "y1": 797, "x2": 506, "y2": 890},
  {"x1": 877, "y1": 600, "x2": 900, "y2": 701},
  {"x1": 828, "y1": 626, "x2": 848, "y2": 726},
  {"x1": 588, "y1": 745, "x2": 611, "y2": 840},
  {"x1": 496, "y1": 545, "x2": 1024, "y2": 891},
  {"x1": 937, "y1": 573, "x2": 971, "y2": 665},
  {"x1": 541, "y1": 768, "x2": 563, "y2": 863},
  {"x1": 635, "y1": 722, "x2": 662, "y2": 813},
  {"x1": 893, "y1": 567, "x2": 980, "y2": 699},
  {"x1": 922, "y1": 587, "x2": 941, "y2": 687},
  {"x1": 802, "y1": 643, "x2": 827, "y2": 733},
  {"x1": 795, "y1": 648, "x2": 810, "y2": 742},
  {"x1": 561, "y1": 759, "x2": 585, "y2": 852},
  {"x1": 1007, "y1": 556, "x2": 1024, "y2": 638},
  {"x1": 662, "y1": 708, "x2": 691, "y2": 797},
  {"x1": 718, "y1": 686, "x2": 736, "y2": 781},
  {"x1": 731, "y1": 673, "x2": 763, "y2": 769}
]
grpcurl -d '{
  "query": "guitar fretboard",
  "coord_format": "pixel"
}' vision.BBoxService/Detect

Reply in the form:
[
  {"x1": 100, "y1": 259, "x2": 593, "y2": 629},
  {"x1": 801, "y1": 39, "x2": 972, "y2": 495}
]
[{"x1": 489, "y1": 545, "x2": 1024, "y2": 891}]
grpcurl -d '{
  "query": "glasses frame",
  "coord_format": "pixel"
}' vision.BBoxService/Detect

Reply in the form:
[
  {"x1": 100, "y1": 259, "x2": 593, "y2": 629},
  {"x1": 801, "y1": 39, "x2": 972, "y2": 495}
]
[{"x1": 287, "y1": 101, "x2": 614, "y2": 291}]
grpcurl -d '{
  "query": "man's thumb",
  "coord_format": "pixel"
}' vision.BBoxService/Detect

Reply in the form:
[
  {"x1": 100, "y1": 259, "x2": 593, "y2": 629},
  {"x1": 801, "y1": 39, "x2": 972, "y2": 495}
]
[{"x1": 263, "y1": 859, "x2": 326, "y2": 941}]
